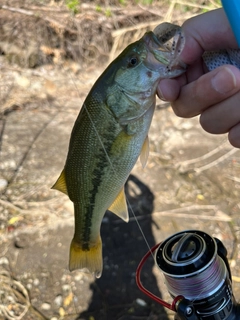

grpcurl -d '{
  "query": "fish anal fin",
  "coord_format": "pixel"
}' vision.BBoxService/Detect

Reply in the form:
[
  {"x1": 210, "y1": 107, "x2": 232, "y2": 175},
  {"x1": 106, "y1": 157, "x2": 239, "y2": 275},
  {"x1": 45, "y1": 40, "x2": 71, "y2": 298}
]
[
  {"x1": 140, "y1": 135, "x2": 149, "y2": 168},
  {"x1": 108, "y1": 187, "x2": 129, "y2": 222},
  {"x1": 51, "y1": 169, "x2": 68, "y2": 195},
  {"x1": 69, "y1": 236, "x2": 103, "y2": 278}
]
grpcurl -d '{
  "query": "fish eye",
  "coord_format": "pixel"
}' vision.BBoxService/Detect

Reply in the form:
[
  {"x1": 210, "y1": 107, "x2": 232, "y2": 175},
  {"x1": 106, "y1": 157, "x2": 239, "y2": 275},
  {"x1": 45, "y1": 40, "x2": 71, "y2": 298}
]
[{"x1": 127, "y1": 56, "x2": 139, "y2": 68}]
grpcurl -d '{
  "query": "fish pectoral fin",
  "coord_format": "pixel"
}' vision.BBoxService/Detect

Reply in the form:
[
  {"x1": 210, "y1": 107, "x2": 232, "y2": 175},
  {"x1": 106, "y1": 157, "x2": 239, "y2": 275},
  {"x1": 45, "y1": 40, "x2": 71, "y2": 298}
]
[
  {"x1": 140, "y1": 135, "x2": 149, "y2": 168},
  {"x1": 69, "y1": 237, "x2": 103, "y2": 278},
  {"x1": 108, "y1": 187, "x2": 129, "y2": 222},
  {"x1": 51, "y1": 169, "x2": 68, "y2": 195}
]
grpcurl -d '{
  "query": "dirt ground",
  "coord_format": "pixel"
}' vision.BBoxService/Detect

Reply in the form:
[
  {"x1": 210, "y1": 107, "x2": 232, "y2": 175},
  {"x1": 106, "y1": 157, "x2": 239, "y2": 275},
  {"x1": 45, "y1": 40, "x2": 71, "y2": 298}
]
[{"x1": 1, "y1": 1, "x2": 240, "y2": 320}]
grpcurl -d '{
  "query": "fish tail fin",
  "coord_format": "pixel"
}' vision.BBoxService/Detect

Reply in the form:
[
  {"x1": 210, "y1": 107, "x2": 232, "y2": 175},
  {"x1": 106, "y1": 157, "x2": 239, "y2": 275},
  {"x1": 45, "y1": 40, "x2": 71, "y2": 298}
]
[{"x1": 69, "y1": 237, "x2": 103, "y2": 278}]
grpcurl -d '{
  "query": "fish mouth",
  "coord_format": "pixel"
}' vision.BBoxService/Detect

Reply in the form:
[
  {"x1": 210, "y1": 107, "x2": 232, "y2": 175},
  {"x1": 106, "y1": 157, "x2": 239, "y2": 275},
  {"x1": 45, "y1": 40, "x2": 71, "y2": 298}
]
[{"x1": 143, "y1": 23, "x2": 187, "y2": 77}]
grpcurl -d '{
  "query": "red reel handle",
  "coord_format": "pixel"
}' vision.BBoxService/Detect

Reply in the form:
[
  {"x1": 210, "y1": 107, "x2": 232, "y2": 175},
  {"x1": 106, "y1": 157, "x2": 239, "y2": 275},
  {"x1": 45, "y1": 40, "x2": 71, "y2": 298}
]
[{"x1": 135, "y1": 243, "x2": 183, "y2": 311}]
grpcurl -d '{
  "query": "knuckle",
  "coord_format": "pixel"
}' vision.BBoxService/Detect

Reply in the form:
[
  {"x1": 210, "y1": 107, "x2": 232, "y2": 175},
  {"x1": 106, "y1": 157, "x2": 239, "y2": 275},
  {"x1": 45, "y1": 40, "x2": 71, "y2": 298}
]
[
  {"x1": 172, "y1": 102, "x2": 194, "y2": 118},
  {"x1": 172, "y1": 102, "x2": 186, "y2": 117}
]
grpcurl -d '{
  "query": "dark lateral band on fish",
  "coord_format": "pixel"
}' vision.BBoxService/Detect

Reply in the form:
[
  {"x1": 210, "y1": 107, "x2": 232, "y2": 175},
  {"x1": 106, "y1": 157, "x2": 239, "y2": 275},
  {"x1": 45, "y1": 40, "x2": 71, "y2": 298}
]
[
  {"x1": 52, "y1": 22, "x2": 187, "y2": 278},
  {"x1": 82, "y1": 124, "x2": 115, "y2": 246}
]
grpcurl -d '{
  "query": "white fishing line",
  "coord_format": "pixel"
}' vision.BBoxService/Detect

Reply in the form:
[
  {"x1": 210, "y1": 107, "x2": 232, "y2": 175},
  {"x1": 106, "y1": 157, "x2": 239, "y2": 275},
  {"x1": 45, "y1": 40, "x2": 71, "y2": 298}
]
[{"x1": 127, "y1": 199, "x2": 155, "y2": 260}]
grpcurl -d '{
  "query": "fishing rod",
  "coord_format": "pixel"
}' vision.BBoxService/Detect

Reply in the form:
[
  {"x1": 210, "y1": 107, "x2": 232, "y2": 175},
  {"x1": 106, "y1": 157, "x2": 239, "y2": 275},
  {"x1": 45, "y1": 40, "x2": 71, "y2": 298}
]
[
  {"x1": 136, "y1": 230, "x2": 240, "y2": 319},
  {"x1": 221, "y1": 0, "x2": 240, "y2": 47}
]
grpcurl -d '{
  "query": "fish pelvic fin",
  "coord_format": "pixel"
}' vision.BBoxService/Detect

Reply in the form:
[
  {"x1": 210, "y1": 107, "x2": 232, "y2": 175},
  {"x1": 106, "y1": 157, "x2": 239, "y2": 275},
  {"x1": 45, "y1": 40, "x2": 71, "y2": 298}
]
[
  {"x1": 108, "y1": 187, "x2": 129, "y2": 222},
  {"x1": 140, "y1": 135, "x2": 149, "y2": 168},
  {"x1": 69, "y1": 237, "x2": 103, "y2": 278},
  {"x1": 51, "y1": 169, "x2": 68, "y2": 195}
]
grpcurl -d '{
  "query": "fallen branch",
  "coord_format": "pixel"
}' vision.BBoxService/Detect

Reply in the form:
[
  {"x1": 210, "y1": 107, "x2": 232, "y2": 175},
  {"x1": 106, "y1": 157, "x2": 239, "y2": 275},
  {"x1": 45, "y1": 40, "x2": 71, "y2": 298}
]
[
  {"x1": 177, "y1": 141, "x2": 229, "y2": 170},
  {"x1": 176, "y1": 142, "x2": 239, "y2": 175},
  {"x1": 114, "y1": 205, "x2": 231, "y2": 223},
  {"x1": 194, "y1": 148, "x2": 238, "y2": 175},
  {"x1": 1, "y1": 4, "x2": 77, "y2": 35},
  {"x1": 1, "y1": 5, "x2": 33, "y2": 16},
  {"x1": 152, "y1": 209, "x2": 231, "y2": 222}
]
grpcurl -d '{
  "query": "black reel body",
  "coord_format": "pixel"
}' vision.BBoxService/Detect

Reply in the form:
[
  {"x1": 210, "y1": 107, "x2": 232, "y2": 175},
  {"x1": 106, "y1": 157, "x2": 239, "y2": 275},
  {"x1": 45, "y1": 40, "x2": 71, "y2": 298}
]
[{"x1": 136, "y1": 230, "x2": 240, "y2": 320}]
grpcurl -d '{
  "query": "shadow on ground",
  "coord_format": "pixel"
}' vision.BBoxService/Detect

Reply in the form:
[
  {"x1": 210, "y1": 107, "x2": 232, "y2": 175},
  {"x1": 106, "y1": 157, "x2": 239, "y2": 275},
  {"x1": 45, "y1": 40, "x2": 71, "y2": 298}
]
[{"x1": 77, "y1": 174, "x2": 169, "y2": 320}]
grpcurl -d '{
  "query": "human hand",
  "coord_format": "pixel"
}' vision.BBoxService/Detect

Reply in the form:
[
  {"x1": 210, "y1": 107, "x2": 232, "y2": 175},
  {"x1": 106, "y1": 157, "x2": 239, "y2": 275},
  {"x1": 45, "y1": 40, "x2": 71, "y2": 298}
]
[{"x1": 157, "y1": 8, "x2": 240, "y2": 148}]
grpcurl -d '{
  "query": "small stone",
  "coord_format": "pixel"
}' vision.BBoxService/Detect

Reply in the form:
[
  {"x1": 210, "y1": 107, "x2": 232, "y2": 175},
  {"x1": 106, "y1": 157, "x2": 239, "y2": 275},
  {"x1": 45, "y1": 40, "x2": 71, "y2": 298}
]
[
  {"x1": 14, "y1": 235, "x2": 28, "y2": 249},
  {"x1": 54, "y1": 294, "x2": 63, "y2": 307},
  {"x1": 230, "y1": 259, "x2": 236, "y2": 268},
  {"x1": 0, "y1": 179, "x2": 8, "y2": 191},
  {"x1": 7, "y1": 295, "x2": 14, "y2": 303},
  {"x1": 15, "y1": 75, "x2": 30, "y2": 88},
  {"x1": 33, "y1": 278, "x2": 39, "y2": 286},
  {"x1": 41, "y1": 302, "x2": 51, "y2": 310},
  {"x1": 27, "y1": 283, "x2": 32, "y2": 290},
  {"x1": 59, "y1": 307, "x2": 65, "y2": 317},
  {"x1": 181, "y1": 121, "x2": 194, "y2": 130},
  {"x1": 0, "y1": 257, "x2": 9, "y2": 265},
  {"x1": 62, "y1": 284, "x2": 71, "y2": 292},
  {"x1": 136, "y1": 298, "x2": 147, "y2": 307},
  {"x1": 61, "y1": 274, "x2": 67, "y2": 282},
  {"x1": 74, "y1": 273, "x2": 83, "y2": 281}
]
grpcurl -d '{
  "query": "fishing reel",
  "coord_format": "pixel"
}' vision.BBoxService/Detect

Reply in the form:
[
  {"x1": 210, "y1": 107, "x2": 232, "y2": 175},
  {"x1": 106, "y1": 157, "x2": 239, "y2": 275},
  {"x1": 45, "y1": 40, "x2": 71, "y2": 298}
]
[{"x1": 136, "y1": 230, "x2": 240, "y2": 319}]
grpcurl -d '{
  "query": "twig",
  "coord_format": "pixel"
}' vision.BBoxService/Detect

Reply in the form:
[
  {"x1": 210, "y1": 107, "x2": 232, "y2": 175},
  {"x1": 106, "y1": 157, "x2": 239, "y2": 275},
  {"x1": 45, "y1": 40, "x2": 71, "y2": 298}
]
[
  {"x1": 1, "y1": 5, "x2": 33, "y2": 15},
  {"x1": 25, "y1": 5, "x2": 68, "y2": 12},
  {"x1": 225, "y1": 175, "x2": 240, "y2": 183},
  {"x1": 110, "y1": 19, "x2": 164, "y2": 61},
  {"x1": 194, "y1": 148, "x2": 238, "y2": 175},
  {"x1": 111, "y1": 19, "x2": 163, "y2": 38},
  {"x1": 164, "y1": 0, "x2": 176, "y2": 22},
  {"x1": 0, "y1": 199, "x2": 29, "y2": 215},
  {"x1": 178, "y1": 142, "x2": 228, "y2": 166},
  {"x1": 174, "y1": 0, "x2": 220, "y2": 10},
  {"x1": 137, "y1": 4, "x2": 163, "y2": 18},
  {"x1": 114, "y1": 205, "x2": 231, "y2": 223},
  {"x1": 205, "y1": 0, "x2": 222, "y2": 9},
  {"x1": 152, "y1": 210, "x2": 231, "y2": 222},
  {"x1": 153, "y1": 204, "x2": 217, "y2": 213},
  {"x1": 177, "y1": 143, "x2": 238, "y2": 175}
]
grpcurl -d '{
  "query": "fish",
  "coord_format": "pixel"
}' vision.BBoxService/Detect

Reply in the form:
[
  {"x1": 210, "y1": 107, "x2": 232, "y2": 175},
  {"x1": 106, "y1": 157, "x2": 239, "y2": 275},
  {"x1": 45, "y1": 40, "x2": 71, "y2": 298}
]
[{"x1": 52, "y1": 22, "x2": 187, "y2": 278}]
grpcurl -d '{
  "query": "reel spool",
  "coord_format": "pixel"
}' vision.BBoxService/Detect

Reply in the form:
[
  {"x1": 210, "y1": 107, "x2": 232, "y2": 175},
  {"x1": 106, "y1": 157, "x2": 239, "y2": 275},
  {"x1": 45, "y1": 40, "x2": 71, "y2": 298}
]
[{"x1": 136, "y1": 230, "x2": 240, "y2": 320}]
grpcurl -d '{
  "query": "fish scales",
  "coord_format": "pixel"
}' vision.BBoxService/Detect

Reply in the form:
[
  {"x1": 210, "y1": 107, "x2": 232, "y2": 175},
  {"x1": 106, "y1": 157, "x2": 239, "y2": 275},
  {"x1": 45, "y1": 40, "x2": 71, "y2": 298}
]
[
  {"x1": 52, "y1": 23, "x2": 187, "y2": 278},
  {"x1": 67, "y1": 94, "x2": 155, "y2": 276}
]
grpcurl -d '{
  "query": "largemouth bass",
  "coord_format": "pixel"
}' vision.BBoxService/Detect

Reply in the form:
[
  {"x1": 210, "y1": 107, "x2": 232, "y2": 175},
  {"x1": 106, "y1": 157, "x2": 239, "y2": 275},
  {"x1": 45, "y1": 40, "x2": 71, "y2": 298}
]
[{"x1": 52, "y1": 23, "x2": 186, "y2": 278}]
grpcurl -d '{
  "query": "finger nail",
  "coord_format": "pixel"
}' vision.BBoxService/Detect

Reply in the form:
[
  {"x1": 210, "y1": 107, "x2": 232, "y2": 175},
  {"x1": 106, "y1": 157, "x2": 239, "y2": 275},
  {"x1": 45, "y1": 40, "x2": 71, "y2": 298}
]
[{"x1": 212, "y1": 67, "x2": 237, "y2": 94}]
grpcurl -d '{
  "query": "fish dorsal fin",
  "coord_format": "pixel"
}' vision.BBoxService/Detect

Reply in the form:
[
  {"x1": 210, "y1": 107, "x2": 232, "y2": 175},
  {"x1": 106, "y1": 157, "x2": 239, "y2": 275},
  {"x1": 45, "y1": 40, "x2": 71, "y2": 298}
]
[
  {"x1": 140, "y1": 135, "x2": 149, "y2": 168},
  {"x1": 51, "y1": 169, "x2": 68, "y2": 195},
  {"x1": 108, "y1": 187, "x2": 129, "y2": 222}
]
